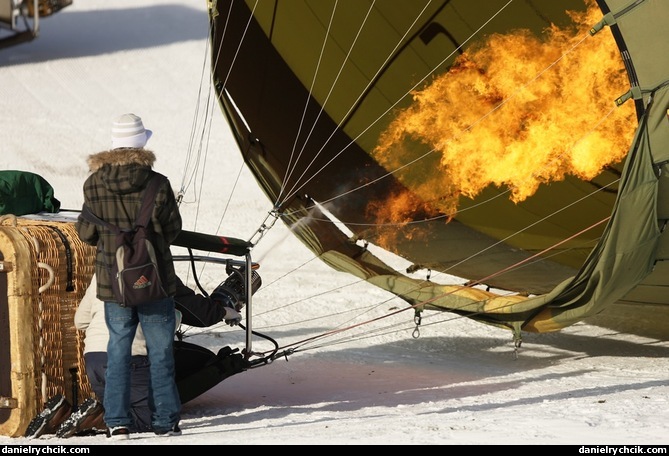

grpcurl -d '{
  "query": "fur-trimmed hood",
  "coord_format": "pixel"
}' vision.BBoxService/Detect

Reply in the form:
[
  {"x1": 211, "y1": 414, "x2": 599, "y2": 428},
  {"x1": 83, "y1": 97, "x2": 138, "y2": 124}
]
[
  {"x1": 86, "y1": 148, "x2": 156, "y2": 172},
  {"x1": 86, "y1": 148, "x2": 157, "y2": 196}
]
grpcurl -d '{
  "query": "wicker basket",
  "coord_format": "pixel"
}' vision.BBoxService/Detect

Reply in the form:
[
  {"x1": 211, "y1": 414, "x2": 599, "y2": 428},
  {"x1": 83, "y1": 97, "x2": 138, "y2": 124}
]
[{"x1": 0, "y1": 214, "x2": 95, "y2": 437}]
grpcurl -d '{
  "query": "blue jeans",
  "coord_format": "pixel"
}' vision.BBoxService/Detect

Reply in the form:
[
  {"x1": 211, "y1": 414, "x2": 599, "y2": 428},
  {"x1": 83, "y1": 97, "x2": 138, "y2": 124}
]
[{"x1": 103, "y1": 297, "x2": 181, "y2": 431}]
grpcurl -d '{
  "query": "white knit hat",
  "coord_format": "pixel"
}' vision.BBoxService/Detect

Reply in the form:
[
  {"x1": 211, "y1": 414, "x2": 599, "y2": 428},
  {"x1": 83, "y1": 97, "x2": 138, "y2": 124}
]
[{"x1": 111, "y1": 113, "x2": 152, "y2": 149}]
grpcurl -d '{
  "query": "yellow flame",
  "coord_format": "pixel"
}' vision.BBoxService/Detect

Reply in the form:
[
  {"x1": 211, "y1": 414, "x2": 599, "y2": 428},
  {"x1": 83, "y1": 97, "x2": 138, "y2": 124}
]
[{"x1": 372, "y1": 0, "x2": 635, "y2": 226}]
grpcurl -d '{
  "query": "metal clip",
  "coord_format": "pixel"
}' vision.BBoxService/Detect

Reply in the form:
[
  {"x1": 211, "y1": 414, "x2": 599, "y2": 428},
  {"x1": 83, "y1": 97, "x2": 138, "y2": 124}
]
[{"x1": 412, "y1": 311, "x2": 422, "y2": 338}]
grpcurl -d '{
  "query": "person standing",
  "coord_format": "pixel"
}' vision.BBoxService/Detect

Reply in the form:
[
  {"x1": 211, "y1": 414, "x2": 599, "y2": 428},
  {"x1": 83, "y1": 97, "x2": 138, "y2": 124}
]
[{"x1": 75, "y1": 113, "x2": 183, "y2": 439}]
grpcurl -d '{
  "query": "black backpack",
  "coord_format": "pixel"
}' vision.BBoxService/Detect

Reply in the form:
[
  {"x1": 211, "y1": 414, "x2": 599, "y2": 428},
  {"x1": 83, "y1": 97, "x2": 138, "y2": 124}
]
[{"x1": 81, "y1": 174, "x2": 168, "y2": 307}]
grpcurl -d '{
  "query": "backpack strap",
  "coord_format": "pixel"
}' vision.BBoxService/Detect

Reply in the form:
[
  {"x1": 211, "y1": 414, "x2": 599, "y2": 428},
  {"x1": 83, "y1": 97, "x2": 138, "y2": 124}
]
[
  {"x1": 80, "y1": 204, "x2": 121, "y2": 234},
  {"x1": 134, "y1": 172, "x2": 165, "y2": 228}
]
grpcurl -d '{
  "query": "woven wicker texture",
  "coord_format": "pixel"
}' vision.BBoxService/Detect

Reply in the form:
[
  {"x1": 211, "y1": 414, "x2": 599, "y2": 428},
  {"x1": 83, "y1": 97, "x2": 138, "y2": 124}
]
[{"x1": 14, "y1": 218, "x2": 95, "y2": 412}]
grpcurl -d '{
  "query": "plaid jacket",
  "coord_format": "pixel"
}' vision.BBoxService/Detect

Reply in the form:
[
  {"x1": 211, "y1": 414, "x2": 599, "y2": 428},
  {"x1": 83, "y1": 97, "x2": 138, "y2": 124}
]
[{"x1": 75, "y1": 148, "x2": 182, "y2": 302}]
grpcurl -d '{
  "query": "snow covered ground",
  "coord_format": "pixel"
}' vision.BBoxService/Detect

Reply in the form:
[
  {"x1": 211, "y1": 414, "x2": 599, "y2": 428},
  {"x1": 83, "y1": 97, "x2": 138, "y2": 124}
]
[{"x1": 0, "y1": 0, "x2": 668, "y2": 446}]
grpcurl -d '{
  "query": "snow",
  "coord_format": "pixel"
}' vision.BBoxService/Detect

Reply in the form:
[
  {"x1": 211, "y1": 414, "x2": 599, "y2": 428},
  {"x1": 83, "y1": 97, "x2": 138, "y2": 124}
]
[{"x1": 1, "y1": 0, "x2": 668, "y2": 447}]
